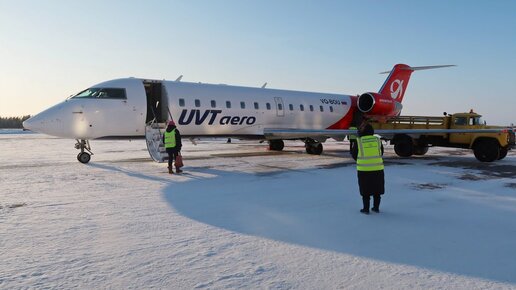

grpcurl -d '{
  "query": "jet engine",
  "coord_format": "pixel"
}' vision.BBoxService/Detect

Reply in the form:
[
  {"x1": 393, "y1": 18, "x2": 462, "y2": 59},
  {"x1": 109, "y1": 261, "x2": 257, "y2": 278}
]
[{"x1": 357, "y1": 92, "x2": 403, "y2": 117}]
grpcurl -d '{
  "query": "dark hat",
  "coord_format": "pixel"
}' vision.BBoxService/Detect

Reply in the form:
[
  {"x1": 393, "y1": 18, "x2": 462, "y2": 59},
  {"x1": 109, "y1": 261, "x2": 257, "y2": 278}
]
[{"x1": 359, "y1": 123, "x2": 374, "y2": 136}]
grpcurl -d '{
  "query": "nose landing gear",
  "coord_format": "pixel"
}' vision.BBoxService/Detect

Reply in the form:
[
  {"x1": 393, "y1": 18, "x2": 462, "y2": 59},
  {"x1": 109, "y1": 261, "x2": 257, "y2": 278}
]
[{"x1": 75, "y1": 139, "x2": 93, "y2": 164}]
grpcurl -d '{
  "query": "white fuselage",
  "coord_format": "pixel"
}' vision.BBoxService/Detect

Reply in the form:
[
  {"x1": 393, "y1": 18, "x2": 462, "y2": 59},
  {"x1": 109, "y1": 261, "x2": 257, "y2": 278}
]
[{"x1": 24, "y1": 78, "x2": 355, "y2": 140}]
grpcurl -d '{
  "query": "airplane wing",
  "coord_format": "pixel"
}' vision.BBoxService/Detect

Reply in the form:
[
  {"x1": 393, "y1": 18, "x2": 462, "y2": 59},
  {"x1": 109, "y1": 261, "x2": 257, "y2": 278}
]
[{"x1": 263, "y1": 128, "x2": 513, "y2": 140}]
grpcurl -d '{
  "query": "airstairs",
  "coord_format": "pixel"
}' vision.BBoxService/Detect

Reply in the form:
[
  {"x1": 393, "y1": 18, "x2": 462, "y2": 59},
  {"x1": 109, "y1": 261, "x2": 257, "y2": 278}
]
[{"x1": 145, "y1": 120, "x2": 168, "y2": 163}]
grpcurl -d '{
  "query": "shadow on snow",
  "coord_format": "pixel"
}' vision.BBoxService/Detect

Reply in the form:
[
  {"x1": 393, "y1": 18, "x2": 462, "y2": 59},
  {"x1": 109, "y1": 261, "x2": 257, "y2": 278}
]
[{"x1": 162, "y1": 164, "x2": 516, "y2": 284}]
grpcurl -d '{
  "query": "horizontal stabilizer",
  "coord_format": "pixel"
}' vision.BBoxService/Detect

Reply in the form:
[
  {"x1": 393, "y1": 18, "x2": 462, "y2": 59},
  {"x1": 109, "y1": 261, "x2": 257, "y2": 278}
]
[{"x1": 380, "y1": 65, "x2": 456, "y2": 74}]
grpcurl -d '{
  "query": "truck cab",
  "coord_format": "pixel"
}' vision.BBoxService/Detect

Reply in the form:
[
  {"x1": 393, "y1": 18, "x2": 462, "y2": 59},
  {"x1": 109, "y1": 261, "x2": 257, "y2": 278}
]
[{"x1": 448, "y1": 112, "x2": 484, "y2": 144}]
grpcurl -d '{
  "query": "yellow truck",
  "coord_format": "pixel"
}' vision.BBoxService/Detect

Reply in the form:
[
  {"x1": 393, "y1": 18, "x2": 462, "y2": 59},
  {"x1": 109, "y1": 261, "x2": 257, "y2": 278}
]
[{"x1": 370, "y1": 112, "x2": 515, "y2": 162}]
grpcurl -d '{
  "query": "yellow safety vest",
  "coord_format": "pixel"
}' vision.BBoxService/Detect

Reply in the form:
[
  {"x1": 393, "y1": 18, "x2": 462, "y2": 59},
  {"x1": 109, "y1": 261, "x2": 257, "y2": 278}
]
[
  {"x1": 356, "y1": 135, "x2": 384, "y2": 171},
  {"x1": 164, "y1": 129, "x2": 176, "y2": 149},
  {"x1": 349, "y1": 126, "x2": 358, "y2": 140}
]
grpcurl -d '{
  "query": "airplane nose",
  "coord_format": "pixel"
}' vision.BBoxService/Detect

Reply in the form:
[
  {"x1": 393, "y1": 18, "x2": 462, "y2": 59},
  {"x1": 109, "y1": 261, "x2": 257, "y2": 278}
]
[
  {"x1": 22, "y1": 117, "x2": 37, "y2": 131},
  {"x1": 22, "y1": 102, "x2": 73, "y2": 137}
]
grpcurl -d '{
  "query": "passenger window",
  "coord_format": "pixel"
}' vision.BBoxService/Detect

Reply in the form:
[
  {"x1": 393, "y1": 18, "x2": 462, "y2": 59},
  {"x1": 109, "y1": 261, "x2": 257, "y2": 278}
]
[
  {"x1": 289, "y1": 104, "x2": 293, "y2": 111},
  {"x1": 179, "y1": 98, "x2": 185, "y2": 107},
  {"x1": 195, "y1": 99, "x2": 201, "y2": 107},
  {"x1": 211, "y1": 100, "x2": 216, "y2": 108},
  {"x1": 226, "y1": 101, "x2": 231, "y2": 109},
  {"x1": 329, "y1": 106, "x2": 334, "y2": 112},
  {"x1": 320, "y1": 105, "x2": 324, "y2": 112},
  {"x1": 300, "y1": 104, "x2": 304, "y2": 111},
  {"x1": 240, "y1": 101, "x2": 246, "y2": 109},
  {"x1": 309, "y1": 105, "x2": 314, "y2": 112},
  {"x1": 278, "y1": 103, "x2": 283, "y2": 110},
  {"x1": 266, "y1": 103, "x2": 271, "y2": 110},
  {"x1": 254, "y1": 102, "x2": 259, "y2": 110}
]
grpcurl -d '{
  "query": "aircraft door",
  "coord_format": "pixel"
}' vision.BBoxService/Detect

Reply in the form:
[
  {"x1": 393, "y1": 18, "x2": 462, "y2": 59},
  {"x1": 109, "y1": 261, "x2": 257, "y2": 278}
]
[
  {"x1": 274, "y1": 97, "x2": 285, "y2": 117},
  {"x1": 161, "y1": 84, "x2": 172, "y2": 121},
  {"x1": 144, "y1": 81, "x2": 167, "y2": 123}
]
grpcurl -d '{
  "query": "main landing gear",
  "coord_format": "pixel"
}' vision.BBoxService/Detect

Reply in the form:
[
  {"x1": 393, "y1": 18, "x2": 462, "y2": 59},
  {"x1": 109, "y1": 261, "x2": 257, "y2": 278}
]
[
  {"x1": 268, "y1": 140, "x2": 285, "y2": 151},
  {"x1": 305, "y1": 138, "x2": 323, "y2": 155},
  {"x1": 268, "y1": 139, "x2": 324, "y2": 155},
  {"x1": 75, "y1": 139, "x2": 93, "y2": 164}
]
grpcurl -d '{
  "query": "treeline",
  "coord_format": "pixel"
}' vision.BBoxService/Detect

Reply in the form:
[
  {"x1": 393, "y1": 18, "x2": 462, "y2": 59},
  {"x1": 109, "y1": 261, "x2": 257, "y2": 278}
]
[{"x1": 0, "y1": 115, "x2": 31, "y2": 129}]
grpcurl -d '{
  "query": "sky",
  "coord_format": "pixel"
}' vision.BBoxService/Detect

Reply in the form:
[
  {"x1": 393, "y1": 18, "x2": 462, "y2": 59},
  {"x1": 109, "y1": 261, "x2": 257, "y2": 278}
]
[{"x1": 0, "y1": 0, "x2": 515, "y2": 125}]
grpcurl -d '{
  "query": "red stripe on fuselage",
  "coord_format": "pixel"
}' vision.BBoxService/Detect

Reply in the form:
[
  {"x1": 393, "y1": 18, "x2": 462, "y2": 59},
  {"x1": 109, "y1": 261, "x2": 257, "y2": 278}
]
[{"x1": 326, "y1": 97, "x2": 357, "y2": 129}]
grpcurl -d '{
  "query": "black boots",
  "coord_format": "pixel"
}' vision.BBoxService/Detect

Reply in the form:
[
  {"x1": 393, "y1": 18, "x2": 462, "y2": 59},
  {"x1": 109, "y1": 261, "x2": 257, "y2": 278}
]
[
  {"x1": 372, "y1": 195, "x2": 381, "y2": 213},
  {"x1": 175, "y1": 166, "x2": 183, "y2": 173},
  {"x1": 361, "y1": 196, "x2": 370, "y2": 214},
  {"x1": 168, "y1": 166, "x2": 174, "y2": 174},
  {"x1": 361, "y1": 195, "x2": 381, "y2": 214}
]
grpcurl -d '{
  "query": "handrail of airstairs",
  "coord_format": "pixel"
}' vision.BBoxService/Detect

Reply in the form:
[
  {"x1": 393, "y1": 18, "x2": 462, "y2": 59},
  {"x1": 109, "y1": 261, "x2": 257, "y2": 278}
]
[{"x1": 145, "y1": 105, "x2": 165, "y2": 163}]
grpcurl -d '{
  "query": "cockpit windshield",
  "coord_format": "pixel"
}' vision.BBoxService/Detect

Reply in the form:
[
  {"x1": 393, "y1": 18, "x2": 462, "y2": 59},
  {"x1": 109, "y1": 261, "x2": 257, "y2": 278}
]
[{"x1": 71, "y1": 88, "x2": 126, "y2": 99}]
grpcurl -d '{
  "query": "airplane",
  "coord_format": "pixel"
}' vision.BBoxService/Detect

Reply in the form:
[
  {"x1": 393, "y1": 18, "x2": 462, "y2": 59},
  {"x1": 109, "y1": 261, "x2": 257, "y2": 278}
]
[{"x1": 23, "y1": 63, "x2": 498, "y2": 164}]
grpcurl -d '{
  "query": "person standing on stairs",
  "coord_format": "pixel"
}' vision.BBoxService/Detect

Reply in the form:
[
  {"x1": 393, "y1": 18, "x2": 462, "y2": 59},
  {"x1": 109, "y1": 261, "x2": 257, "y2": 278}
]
[{"x1": 163, "y1": 120, "x2": 183, "y2": 174}]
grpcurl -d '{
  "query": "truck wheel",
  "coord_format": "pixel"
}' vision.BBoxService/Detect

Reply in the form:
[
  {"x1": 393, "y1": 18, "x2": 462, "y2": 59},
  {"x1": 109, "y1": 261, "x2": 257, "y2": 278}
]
[
  {"x1": 394, "y1": 137, "x2": 414, "y2": 157},
  {"x1": 498, "y1": 148, "x2": 508, "y2": 160},
  {"x1": 414, "y1": 146, "x2": 429, "y2": 156},
  {"x1": 473, "y1": 139, "x2": 500, "y2": 162}
]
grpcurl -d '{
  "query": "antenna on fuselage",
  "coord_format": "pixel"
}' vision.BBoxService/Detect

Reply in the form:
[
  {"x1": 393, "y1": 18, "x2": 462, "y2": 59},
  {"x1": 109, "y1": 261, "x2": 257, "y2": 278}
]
[
  {"x1": 175, "y1": 75, "x2": 183, "y2": 82},
  {"x1": 261, "y1": 82, "x2": 267, "y2": 88}
]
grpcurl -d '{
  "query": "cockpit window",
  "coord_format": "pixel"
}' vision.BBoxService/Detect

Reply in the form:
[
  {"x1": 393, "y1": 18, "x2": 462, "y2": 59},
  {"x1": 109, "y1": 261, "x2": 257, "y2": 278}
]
[{"x1": 72, "y1": 88, "x2": 127, "y2": 99}]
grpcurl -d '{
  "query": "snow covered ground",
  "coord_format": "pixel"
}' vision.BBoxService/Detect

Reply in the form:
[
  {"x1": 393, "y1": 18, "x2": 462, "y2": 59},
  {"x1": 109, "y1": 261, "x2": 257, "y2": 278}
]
[{"x1": 1, "y1": 130, "x2": 515, "y2": 289}]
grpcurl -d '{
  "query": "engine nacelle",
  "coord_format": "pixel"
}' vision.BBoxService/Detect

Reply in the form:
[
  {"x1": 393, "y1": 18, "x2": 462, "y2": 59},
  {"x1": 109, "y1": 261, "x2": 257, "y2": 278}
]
[{"x1": 357, "y1": 92, "x2": 403, "y2": 117}]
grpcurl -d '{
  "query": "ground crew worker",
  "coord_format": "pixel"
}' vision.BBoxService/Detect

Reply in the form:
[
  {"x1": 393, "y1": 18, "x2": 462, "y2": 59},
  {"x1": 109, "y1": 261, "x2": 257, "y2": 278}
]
[
  {"x1": 356, "y1": 123, "x2": 384, "y2": 214},
  {"x1": 348, "y1": 126, "x2": 358, "y2": 153},
  {"x1": 163, "y1": 120, "x2": 183, "y2": 174}
]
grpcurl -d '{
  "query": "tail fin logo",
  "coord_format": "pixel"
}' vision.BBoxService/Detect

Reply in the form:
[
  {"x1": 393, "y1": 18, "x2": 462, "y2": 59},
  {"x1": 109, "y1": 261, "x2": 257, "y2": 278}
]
[{"x1": 390, "y1": 79, "x2": 404, "y2": 99}]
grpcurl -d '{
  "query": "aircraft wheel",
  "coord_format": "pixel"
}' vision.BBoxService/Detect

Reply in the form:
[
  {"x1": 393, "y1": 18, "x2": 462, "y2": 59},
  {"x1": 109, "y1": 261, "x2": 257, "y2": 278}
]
[
  {"x1": 313, "y1": 143, "x2": 323, "y2": 155},
  {"x1": 473, "y1": 139, "x2": 500, "y2": 162},
  {"x1": 269, "y1": 140, "x2": 284, "y2": 151},
  {"x1": 306, "y1": 143, "x2": 323, "y2": 155},
  {"x1": 77, "y1": 152, "x2": 91, "y2": 164},
  {"x1": 498, "y1": 147, "x2": 508, "y2": 160}
]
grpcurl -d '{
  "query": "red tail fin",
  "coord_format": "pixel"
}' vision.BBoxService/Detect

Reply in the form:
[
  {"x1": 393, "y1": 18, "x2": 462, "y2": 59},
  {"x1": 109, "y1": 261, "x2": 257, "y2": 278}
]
[
  {"x1": 378, "y1": 64, "x2": 413, "y2": 103},
  {"x1": 378, "y1": 64, "x2": 456, "y2": 103}
]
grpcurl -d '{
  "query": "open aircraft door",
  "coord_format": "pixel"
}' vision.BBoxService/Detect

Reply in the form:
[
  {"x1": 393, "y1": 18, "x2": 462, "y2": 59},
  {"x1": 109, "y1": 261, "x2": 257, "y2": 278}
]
[{"x1": 144, "y1": 80, "x2": 170, "y2": 163}]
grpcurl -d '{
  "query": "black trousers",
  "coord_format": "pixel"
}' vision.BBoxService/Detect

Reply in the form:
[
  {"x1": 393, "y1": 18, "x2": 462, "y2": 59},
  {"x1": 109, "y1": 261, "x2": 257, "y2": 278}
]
[
  {"x1": 362, "y1": 194, "x2": 381, "y2": 210},
  {"x1": 358, "y1": 170, "x2": 384, "y2": 210},
  {"x1": 167, "y1": 150, "x2": 179, "y2": 168}
]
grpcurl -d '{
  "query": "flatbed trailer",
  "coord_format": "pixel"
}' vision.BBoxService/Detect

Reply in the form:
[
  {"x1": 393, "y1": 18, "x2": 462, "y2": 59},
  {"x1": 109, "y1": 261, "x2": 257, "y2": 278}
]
[{"x1": 370, "y1": 112, "x2": 515, "y2": 162}]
